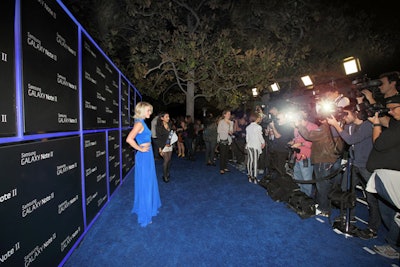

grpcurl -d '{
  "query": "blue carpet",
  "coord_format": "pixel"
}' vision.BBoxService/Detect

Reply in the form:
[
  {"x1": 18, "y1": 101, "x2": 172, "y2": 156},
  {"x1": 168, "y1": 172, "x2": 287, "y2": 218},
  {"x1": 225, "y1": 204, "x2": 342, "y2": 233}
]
[{"x1": 63, "y1": 153, "x2": 399, "y2": 267}]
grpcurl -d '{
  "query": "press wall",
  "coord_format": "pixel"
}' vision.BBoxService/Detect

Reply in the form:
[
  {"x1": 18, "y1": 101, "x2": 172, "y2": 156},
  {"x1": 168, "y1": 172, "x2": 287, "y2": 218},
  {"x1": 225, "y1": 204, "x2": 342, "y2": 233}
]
[{"x1": 0, "y1": 1, "x2": 139, "y2": 266}]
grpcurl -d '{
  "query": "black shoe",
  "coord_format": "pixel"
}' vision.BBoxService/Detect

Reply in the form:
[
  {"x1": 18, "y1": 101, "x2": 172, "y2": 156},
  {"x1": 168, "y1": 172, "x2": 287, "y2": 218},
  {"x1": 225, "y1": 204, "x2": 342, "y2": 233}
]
[
  {"x1": 162, "y1": 176, "x2": 170, "y2": 183},
  {"x1": 356, "y1": 228, "x2": 377, "y2": 240}
]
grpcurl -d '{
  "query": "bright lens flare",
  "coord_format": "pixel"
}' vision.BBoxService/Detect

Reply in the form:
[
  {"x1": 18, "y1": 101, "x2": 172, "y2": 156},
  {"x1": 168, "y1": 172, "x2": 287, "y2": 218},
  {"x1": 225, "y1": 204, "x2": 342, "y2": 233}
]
[{"x1": 316, "y1": 100, "x2": 335, "y2": 116}]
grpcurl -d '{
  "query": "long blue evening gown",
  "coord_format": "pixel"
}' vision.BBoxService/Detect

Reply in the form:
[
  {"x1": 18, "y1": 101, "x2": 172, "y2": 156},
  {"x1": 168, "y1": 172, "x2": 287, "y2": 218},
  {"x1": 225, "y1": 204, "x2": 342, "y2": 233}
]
[{"x1": 132, "y1": 119, "x2": 161, "y2": 227}]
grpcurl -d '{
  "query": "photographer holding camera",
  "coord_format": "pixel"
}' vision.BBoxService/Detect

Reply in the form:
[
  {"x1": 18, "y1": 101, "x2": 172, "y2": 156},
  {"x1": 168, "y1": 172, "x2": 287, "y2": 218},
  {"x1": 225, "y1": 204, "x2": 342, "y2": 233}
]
[
  {"x1": 265, "y1": 111, "x2": 294, "y2": 179},
  {"x1": 365, "y1": 94, "x2": 400, "y2": 259},
  {"x1": 326, "y1": 101, "x2": 381, "y2": 239},
  {"x1": 296, "y1": 89, "x2": 348, "y2": 217},
  {"x1": 357, "y1": 72, "x2": 400, "y2": 125},
  {"x1": 361, "y1": 71, "x2": 400, "y2": 106},
  {"x1": 290, "y1": 110, "x2": 318, "y2": 197}
]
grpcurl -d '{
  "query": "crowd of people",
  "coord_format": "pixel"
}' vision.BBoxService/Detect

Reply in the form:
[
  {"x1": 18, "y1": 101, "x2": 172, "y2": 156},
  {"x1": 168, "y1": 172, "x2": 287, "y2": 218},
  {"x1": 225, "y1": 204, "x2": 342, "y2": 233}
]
[{"x1": 126, "y1": 71, "x2": 400, "y2": 260}]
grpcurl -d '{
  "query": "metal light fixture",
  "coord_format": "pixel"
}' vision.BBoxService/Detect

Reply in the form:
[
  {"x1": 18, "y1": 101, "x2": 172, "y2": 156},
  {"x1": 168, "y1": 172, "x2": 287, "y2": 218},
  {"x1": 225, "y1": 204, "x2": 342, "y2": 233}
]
[
  {"x1": 343, "y1": 56, "x2": 361, "y2": 75},
  {"x1": 270, "y1": 82, "x2": 280, "y2": 92},
  {"x1": 301, "y1": 75, "x2": 313, "y2": 87},
  {"x1": 252, "y1": 87, "x2": 258, "y2": 97}
]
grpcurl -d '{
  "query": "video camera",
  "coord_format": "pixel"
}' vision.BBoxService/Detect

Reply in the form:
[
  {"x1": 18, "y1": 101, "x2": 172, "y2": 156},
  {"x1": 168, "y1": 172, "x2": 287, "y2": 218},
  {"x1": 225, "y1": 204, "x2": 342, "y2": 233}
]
[
  {"x1": 352, "y1": 76, "x2": 384, "y2": 100},
  {"x1": 352, "y1": 77, "x2": 382, "y2": 91}
]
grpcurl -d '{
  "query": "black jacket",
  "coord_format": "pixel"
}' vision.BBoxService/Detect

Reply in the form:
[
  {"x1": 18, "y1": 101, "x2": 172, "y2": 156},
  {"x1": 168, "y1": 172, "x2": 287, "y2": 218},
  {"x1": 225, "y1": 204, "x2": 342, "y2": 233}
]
[{"x1": 367, "y1": 119, "x2": 400, "y2": 172}]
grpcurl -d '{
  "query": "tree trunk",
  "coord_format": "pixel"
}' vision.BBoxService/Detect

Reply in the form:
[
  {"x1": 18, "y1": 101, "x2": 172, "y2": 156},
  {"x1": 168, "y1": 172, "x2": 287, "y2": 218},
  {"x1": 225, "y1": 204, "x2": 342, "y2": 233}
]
[
  {"x1": 186, "y1": 71, "x2": 195, "y2": 119},
  {"x1": 186, "y1": 80, "x2": 195, "y2": 119}
]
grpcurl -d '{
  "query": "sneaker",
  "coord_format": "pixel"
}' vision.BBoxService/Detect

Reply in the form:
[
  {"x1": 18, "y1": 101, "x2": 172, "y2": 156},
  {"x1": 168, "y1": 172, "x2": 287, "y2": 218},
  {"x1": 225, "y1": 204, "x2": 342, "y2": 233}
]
[
  {"x1": 315, "y1": 208, "x2": 329, "y2": 217},
  {"x1": 356, "y1": 228, "x2": 377, "y2": 240},
  {"x1": 373, "y1": 244, "x2": 399, "y2": 259},
  {"x1": 395, "y1": 212, "x2": 400, "y2": 227}
]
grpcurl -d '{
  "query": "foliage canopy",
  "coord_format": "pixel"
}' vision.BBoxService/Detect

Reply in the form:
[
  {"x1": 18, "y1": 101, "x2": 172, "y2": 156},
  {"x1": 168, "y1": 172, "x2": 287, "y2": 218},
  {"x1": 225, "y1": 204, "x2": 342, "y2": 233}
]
[{"x1": 64, "y1": 0, "x2": 397, "y2": 116}]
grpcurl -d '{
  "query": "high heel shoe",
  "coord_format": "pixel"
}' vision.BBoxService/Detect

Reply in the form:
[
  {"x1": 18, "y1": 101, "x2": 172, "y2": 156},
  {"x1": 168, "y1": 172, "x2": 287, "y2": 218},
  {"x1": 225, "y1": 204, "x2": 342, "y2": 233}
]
[{"x1": 162, "y1": 176, "x2": 170, "y2": 183}]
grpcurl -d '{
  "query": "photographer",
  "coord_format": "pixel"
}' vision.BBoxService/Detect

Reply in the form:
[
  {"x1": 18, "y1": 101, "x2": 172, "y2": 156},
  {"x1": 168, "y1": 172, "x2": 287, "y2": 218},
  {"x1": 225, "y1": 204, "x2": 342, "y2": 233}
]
[
  {"x1": 327, "y1": 102, "x2": 381, "y2": 239},
  {"x1": 266, "y1": 112, "x2": 294, "y2": 179},
  {"x1": 290, "y1": 110, "x2": 318, "y2": 197},
  {"x1": 296, "y1": 89, "x2": 348, "y2": 217},
  {"x1": 365, "y1": 94, "x2": 400, "y2": 259},
  {"x1": 358, "y1": 72, "x2": 399, "y2": 128},
  {"x1": 361, "y1": 71, "x2": 400, "y2": 106}
]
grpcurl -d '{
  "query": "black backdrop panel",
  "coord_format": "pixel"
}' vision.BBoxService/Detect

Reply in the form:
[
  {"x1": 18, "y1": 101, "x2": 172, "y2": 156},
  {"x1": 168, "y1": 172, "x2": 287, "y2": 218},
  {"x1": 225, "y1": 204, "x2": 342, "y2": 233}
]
[
  {"x1": 0, "y1": 0, "x2": 16, "y2": 137},
  {"x1": 121, "y1": 129, "x2": 134, "y2": 178},
  {"x1": 130, "y1": 86, "x2": 135, "y2": 126},
  {"x1": 108, "y1": 130, "x2": 121, "y2": 195},
  {"x1": 0, "y1": 136, "x2": 83, "y2": 266},
  {"x1": 104, "y1": 62, "x2": 120, "y2": 128},
  {"x1": 21, "y1": 0, "x2": 79, "y2": 134},
  {"x1": 121, "y1": 79, "x2": 129, "y2": 126},
  {"x1": 82, "y1": 35, "x2": 119, "y2": 129},
  {"x1": 83, "y1": 132, "x2": 108, "y2": 224}
]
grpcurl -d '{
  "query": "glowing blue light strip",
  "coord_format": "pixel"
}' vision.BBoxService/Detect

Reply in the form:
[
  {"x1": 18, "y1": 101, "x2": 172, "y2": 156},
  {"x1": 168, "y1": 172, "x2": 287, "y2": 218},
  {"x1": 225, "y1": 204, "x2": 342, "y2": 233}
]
[{"x1": 15, "y1": 0, "x2": 23, "y2": 139}]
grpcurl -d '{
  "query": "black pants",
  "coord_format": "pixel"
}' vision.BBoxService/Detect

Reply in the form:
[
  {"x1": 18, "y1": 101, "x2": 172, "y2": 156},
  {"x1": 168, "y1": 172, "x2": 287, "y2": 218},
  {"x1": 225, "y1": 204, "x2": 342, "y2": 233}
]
[
  {"x1": 232, "y1": 138, "x2": 246, "y2": 164},
  {"x1": 267, "y1": 150, "x2": 288, "y2": 178},
  {"x1": 219, "y1": 143, "x2": 230, "y2": 170},
  {"x1": 162, "y1": 151, "x2": 172, "y2": 178},
  {"x1": 184, "y1": 138, "x2": 194, "y2": 159}
]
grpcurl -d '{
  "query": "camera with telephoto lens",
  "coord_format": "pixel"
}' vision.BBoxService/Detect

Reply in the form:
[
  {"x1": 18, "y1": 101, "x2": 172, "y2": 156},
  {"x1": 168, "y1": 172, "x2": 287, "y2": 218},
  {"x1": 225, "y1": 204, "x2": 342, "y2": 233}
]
[{"x1": 356, "y1": 102, "x2": 389, "y2": 121}]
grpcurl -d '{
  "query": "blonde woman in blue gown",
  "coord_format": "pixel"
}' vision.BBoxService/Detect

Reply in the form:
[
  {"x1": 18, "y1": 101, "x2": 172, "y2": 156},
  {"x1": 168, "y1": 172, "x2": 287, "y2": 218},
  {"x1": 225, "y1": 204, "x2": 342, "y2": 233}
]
[{"x1": 126, "y1": 102, "x2": 161, "y2": 227}]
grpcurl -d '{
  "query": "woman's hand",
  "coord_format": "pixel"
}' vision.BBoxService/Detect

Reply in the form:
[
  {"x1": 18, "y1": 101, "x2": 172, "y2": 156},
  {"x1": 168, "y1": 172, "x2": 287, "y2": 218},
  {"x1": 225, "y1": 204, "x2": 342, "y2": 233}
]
[{"x1": 139, "y1": 145, "x2": 150, "y2": 152}]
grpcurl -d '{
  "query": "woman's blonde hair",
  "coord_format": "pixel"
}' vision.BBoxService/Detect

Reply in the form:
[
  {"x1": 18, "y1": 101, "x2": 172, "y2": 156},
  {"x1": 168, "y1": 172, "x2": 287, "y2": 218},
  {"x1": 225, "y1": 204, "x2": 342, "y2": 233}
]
[{"x1": 134, "y1": 101, "x2": 153, "y2": 119}]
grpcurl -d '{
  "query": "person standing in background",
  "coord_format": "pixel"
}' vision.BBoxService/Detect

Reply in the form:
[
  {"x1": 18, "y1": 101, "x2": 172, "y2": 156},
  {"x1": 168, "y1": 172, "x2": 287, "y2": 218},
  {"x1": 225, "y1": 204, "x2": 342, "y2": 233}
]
[
  {"x1": 233, "y1": 114, "x2": 248, "y2": 171},
  {"x1": 176, "y1": 118, "x2": 186, "y2": 158},
  {"x1": 156, "y1": 111, "x2": 174, "y2": 183},
  {"x1": 203, "y1": 113, "x2": 218, "y2": 166},
  {"x1": 245, "y1": 112, "x2": 265, "y2": 184},
  {"x1": 151, "y1": 113, "x2": 160, "y2": 160},
  {"x1": 217, "y1": 109, "x2": 234, "y2": 174},
  {"x1": 126, "y1": 101, "x2": 161, "y2": 227},
  {"x1": 183, "y1": 115, "x2": 195, "y2": 161}
]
